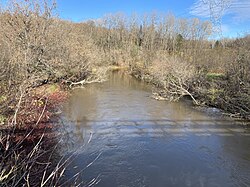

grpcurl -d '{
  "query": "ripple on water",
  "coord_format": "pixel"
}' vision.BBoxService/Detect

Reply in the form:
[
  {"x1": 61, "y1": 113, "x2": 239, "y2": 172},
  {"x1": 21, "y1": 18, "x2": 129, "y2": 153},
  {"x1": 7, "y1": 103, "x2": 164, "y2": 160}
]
[{"x1": 60, "y1": 72, "x2": 250, "y2": 187}]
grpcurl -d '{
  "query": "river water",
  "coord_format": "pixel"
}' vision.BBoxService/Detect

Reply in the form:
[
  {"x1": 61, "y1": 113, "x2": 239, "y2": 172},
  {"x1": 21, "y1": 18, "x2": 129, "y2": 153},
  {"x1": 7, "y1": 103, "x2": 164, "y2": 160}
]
[{"x1": 58, "y1": 71, "x2": 250, "y2": 187}]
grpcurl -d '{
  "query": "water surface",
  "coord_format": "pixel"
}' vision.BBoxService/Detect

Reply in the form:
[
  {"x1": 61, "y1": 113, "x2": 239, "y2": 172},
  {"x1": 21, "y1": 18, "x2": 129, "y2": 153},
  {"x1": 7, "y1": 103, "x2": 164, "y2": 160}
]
[{"x1": 59, "y1": 72, "x2": 250, "y2": 187}]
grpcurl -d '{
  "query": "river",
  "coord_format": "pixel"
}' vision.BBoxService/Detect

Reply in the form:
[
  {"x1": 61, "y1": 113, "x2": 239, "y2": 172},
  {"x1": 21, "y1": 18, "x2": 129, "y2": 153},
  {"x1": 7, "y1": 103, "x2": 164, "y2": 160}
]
[{"x1": 58, "y1": 71, "x2": 250, "y2": 187}]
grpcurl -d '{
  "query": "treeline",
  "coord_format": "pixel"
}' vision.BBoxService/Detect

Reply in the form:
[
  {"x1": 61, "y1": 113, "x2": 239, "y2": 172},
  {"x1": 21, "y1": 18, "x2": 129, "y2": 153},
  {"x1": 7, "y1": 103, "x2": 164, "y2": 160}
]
[
  {"x1": 1, "y1": 1, "x2": 249, "y2": 121},
  {"x1": 83, "y1": 13, "x2": 212, "y2": 65},
  {"x1": 1, "y1": 1, "x2": 248, "y2": 121},
  {"x1": 81, "y1": 13, "x2": 249, "y2": 119},
  {"x1": 0, "y1": 0, "x2": 249, "y2": 186}
]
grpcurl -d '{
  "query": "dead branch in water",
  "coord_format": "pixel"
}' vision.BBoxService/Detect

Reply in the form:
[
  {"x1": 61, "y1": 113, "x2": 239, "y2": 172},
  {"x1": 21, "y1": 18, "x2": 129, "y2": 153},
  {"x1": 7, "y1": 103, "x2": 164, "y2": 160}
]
[
  {"x1": 168, "y1": 78, "x2": 199, "y2": 105},
  {"x1": 66, "y1": 68, "x2": 109, "y2": 88}
]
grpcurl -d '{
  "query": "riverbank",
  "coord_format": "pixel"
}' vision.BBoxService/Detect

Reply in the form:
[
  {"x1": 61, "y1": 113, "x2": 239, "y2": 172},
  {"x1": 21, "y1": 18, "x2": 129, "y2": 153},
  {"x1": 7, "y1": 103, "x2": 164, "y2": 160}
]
[
  {"x1": 128, "y1": 54, "x2": 250, "y2": 120},
  {"x1": 0, "y1": 1, "x2": 249, "y2": 185},
  {"x1": 0, "y1": 67, "x2": 119, "y2": 186},
  {"x1": 0, "y1": 68, "x2": 248, "y2": 186},
  {"x1": 58, "y1": 70, "x2": 250, "y2": 187},
  {"x1": 0, "y1": 83, "x2": 69, "y2": 186}
]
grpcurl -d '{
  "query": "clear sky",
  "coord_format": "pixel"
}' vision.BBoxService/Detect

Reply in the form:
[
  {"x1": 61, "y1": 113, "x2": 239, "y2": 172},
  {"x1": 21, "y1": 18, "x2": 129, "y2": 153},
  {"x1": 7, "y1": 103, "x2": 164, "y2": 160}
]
[
  {"x1": 2, "y1": 0, "x2": 250, "y2": 38},
  {"x1": 56, "y1": 0, "x2": 250, "y2": 38}
]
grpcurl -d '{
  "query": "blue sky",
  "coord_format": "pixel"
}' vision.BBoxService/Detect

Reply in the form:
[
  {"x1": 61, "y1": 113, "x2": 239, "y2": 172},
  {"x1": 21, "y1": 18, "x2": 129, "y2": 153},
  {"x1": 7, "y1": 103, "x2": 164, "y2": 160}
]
[
  {"x1": 1, "y1": 0, "x2": 250, "y2": 38},
  {"x1": 57, "y1": 0, "x2": 250, "y2": 38},
  {"x1": 57, "y1": 0, "x2": 194, "y2": 20}
]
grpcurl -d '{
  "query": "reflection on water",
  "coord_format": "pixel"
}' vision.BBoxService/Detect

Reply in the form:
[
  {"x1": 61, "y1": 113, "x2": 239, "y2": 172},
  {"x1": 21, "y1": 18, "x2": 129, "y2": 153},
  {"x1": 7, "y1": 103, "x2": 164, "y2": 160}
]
[{"x1": 59, "y1": 71, "x2": 250, "y2": 187}]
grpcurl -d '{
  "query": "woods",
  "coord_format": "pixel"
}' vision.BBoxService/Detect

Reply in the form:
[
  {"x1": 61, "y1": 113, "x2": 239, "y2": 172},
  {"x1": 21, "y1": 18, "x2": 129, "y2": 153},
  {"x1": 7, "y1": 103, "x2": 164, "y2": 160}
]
[
  {"x1": 82, "y1": 12, "x2": 249, "y2": 119},
  {"x1": 0, "y1": 0, "x2": 249, "y2": 186},
  {"x1": 1, "y1": 1, "x2": 249, "y2": 122}
]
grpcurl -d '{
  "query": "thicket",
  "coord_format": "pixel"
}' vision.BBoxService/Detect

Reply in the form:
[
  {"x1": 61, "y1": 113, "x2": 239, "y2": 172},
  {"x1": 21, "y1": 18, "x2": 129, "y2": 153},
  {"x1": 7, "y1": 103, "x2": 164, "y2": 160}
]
[
  {"x1": 81, "y1": 13, "x2": 249, "y2": 119},
  {"x1": 0, "y1": 0, "x2": 249, "y2": 186},
  {"x1": 0, "y1": 0, "x2": 107, "y2": 186}
]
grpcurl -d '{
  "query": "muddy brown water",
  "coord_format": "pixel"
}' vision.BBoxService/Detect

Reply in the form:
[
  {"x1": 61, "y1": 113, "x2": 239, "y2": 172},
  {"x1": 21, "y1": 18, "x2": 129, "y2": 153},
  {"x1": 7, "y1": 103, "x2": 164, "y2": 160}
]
[{"x1": 58, "y1": 71, "x2": 250, "y2": 187}]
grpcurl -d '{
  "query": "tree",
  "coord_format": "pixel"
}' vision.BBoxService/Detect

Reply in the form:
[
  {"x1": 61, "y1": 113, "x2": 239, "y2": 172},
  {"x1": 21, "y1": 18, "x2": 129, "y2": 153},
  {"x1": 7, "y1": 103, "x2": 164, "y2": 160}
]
[{"x1": 176, "y1": 33, "x2": 184, "y2": 51}]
